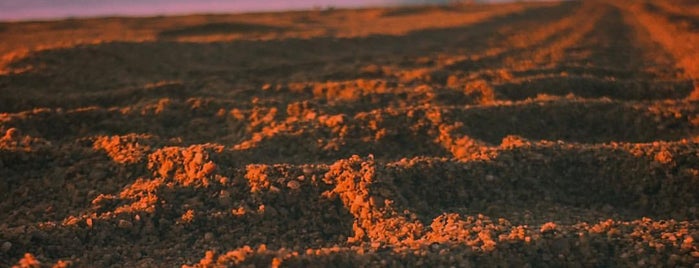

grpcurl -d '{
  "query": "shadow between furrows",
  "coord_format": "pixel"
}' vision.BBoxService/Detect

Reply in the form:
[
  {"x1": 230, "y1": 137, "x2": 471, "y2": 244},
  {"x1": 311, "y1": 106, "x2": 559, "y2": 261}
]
[
  {"x1": 158, "y1": 22, "x2": 289, "y2": 39},
  {"x1": 383, "y1": 145, "x2": 699, "y2": 225},
  {"x1": 0, "y1": 103, "x2": 246, "y2": 144},
  {"x1": 0, "y1": 2, "x2": 579, "y2": 113},
  {"x1": 233, "y1": 240, "x2": 696, "y2": 268},
  {"x1": 643, "y1": 2, "x2": 699, "y2": 31},
  {"x1": 443, "y1": 100, "x2": 698, "y2": 144},
  {"x1": 379, "y1": 4, "x2": 501, "y2": 18},
  {"x1": 494, "y1": 76, "x2": 694, "y2": 101}
]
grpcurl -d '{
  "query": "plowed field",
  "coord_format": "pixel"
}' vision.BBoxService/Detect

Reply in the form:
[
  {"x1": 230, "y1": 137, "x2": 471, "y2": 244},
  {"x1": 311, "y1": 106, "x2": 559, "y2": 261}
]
[{"x1": 1, "y1": 0, "x2": 698, "y2": 267}]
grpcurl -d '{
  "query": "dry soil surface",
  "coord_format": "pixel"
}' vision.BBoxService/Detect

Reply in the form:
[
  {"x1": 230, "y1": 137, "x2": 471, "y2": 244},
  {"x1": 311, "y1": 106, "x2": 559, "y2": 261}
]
[{"x1": 1, "y1": 0, "x2": 698, "y2": 267}]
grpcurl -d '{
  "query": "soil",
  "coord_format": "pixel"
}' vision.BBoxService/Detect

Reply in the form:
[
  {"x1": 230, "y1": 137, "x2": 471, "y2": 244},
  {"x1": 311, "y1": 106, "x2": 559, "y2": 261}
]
[{"x1": 1, "y1": 0, "x2": 698, "y2": 267}]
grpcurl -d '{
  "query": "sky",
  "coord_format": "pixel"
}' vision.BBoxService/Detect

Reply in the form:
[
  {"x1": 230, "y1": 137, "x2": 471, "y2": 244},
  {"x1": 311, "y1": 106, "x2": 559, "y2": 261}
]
[{"x1": 0, "y1": 0, "x2": 458, "y2": 22}]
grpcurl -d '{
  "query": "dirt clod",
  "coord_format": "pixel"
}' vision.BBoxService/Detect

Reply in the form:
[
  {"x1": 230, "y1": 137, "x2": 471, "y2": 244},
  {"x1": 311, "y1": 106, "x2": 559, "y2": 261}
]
[
  {"x1": 118, "y1": 220, "x2": 133, "y2": 229},
  {"x1": 1, "y1": 241, "x2": 11, "y2": 253}
]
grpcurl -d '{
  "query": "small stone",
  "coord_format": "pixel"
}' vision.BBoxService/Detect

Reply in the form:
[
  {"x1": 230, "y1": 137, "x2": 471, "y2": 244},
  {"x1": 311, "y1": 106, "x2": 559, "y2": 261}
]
[
  {"x1": 540, "y1": 222, "x2": 557, "y2": 233},
  {"x1": 287, "y1": 180, "x2": 301, "y2": 190},
  {"x1": 302, "y1": 167, "x2": 313, "y2": 176},
  {"x1": 118, "y1": 220, "x2": 133, "y2": 229},
  {"x1": 89, "y1": 169, "x2": 107, "y2": 180},
  {"x1": 1, "y1": 241, "x2": 11, "y2": 252},
  {"x1": 552, "y1": 237, "x2": 571, "y2": 255},
  {"x1": 264, "y1": 206, "x2": 278, "y2": 217},
  {"x1": 601, "y1": 204, "x2": 614, "y2": 213},
  {"x1": 218, "y1": 190, "x2": 232, "y2": 206},
  {"x1": 204, "y1": 232, "x2": 214, "y2": 241},
  {"x1": 271, "y1": 257, "x2": 282, "y2": 268},
  {"x1": 3, "y1": 128, "x2": 20, "y2": 140}
]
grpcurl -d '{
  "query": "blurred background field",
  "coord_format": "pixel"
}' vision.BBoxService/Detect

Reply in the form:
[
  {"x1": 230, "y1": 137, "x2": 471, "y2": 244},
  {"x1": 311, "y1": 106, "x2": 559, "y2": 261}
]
[{"x1": 0, "y1": 0, "x2": 539, "y2": 21}]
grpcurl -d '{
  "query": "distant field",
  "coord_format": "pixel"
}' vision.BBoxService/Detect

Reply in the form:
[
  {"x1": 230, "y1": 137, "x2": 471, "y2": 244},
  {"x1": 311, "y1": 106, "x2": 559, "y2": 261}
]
[{"x1": 0, "y1": 0, "x2": 698, "y2": 266}]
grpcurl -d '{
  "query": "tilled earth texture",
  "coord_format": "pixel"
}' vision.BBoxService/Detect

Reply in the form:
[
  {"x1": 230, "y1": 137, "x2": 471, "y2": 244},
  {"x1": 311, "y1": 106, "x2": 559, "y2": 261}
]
[{"x1": 1, "y1": 0, "x2": 699, "y2": 267}]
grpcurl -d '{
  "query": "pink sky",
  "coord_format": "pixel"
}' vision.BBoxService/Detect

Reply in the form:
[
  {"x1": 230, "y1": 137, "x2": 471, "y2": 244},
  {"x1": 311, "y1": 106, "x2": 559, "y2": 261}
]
[{"x1": 0, "y1": 0, "x2": 421, "y2": 21}]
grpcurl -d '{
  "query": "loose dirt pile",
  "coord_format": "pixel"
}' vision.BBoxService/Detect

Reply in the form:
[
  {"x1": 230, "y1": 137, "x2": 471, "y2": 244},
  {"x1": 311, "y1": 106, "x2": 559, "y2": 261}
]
[{"x1": 1, "y1": 0, "x2": 698, "y2": 267}]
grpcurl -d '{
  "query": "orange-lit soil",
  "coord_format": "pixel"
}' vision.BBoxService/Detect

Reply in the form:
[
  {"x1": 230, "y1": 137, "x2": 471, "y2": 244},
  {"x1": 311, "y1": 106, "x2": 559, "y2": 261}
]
[{"x1": 1, "y1": 0, "x2": 698, "y2": 267}]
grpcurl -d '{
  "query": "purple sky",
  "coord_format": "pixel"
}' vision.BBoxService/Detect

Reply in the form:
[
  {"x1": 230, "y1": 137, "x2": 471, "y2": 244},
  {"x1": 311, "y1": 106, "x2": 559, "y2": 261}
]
[{"x1": 0, "y1": 0, "x2": 446, "y2": 22}]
